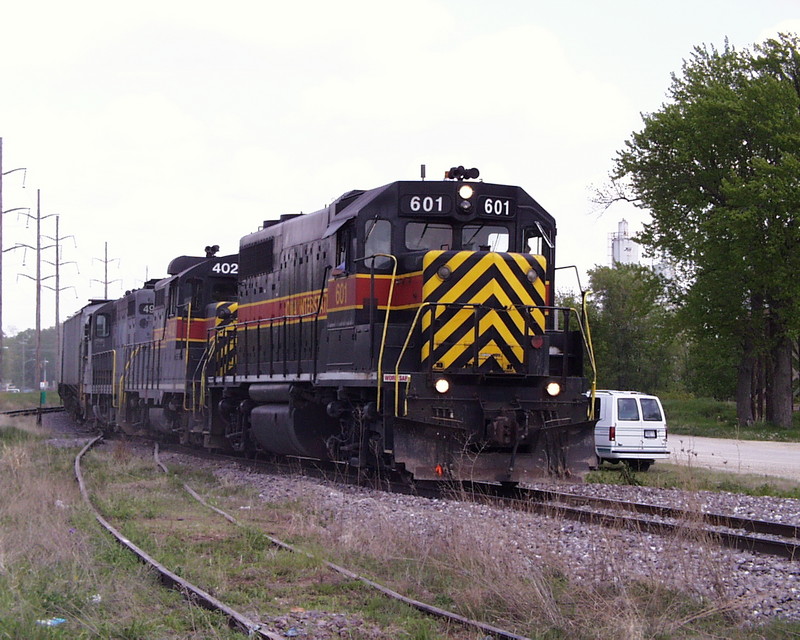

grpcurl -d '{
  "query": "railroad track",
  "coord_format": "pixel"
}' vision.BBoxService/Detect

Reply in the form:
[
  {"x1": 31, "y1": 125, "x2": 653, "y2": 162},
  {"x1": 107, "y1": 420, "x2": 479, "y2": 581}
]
[
  {"x1": 456, "y1": 483, "x2": 800, "y2": 561},
  {"x1": 2, "y1": 405, "x2": 65, "y2": 419},
  {"x1": 76, "y1": 436, "x2": 535, "y2": 640},
  {"x1": 101, "y1": 434, "x2": 800, "y2": 563}
]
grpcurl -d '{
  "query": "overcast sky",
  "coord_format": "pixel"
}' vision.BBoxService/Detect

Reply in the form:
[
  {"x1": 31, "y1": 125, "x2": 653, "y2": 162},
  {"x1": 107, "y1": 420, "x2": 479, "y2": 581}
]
[{"x1": 1, "y1": 0, "x2": 799, "y2": 339}]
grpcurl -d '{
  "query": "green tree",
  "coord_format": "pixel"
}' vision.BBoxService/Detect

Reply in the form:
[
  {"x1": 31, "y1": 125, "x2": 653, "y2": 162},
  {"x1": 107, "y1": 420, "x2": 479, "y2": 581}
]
[
  {"x1": 608, "y1": 34, "x2": 800, "y2": 427},
  {"x1": 3, "y1": 327, "x2": 58, "y2": 390},
  {"x1": 586, "y1": 264, "x2": 676, "y2": 393}
]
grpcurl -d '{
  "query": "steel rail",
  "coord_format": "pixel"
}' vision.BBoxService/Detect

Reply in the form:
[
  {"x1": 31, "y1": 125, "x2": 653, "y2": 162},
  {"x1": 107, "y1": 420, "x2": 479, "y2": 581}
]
[
  {"x1": 460, "y1": 483, "x2": 800, "y2": 561},
  {"x1": 2, "y1": 405, "x2": 64, "y2": 417},
  {"x1": 153, "y1": 444, "x2": 534, "y2": 640},
  {"x1": 106, "y1": 435, "x2": 800, "y2": 563},
  {"x1": 74, "y1": 436, "x2": 284, "y2": 640}
]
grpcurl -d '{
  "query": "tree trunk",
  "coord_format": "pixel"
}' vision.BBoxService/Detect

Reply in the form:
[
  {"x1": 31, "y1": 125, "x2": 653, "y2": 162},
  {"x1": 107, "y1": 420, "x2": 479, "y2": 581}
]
[
  {"x1": 736, "y1": 337, "x2": 755, "y2": 427},
  {"x1": 766, "y1": 334, "x2": 793, "y2": 428}
]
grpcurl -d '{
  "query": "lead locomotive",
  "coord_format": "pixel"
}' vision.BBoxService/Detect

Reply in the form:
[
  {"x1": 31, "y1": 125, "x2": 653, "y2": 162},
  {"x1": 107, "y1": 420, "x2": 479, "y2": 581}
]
[{"x1": 60, "y1": 167, "x2": 597, "y2": 483}]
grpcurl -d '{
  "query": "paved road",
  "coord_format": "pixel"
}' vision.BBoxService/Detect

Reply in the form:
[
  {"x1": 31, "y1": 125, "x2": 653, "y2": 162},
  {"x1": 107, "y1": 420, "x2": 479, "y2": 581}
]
[{"x1": 667, "y1": 435, "x2": 800, "y2": 483}]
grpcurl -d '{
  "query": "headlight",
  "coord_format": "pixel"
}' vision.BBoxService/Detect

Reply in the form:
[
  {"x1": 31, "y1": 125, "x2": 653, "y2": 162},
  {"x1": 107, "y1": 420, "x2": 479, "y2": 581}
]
[
  {"x1": 434, "y1": 378, "x2": 450, "y2": 394},
  {"x1": 458, "y1": 184, "x2": 474, "y2": 199},
  {"x1": 437, "y1": 265, "x2": 452, "y2": 280},
  {"x1": 526, "y1": 269, "x2": 538, "y2": 283},
  {"x1": 545, "y1": 381, "x2": 561, "y2": 397}
]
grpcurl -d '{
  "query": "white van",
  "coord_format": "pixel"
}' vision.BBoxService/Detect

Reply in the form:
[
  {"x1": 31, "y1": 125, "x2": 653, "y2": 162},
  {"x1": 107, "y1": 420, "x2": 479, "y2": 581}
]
[{"x1": 589, "y1": 390, "x2": 669, "y2": 471}]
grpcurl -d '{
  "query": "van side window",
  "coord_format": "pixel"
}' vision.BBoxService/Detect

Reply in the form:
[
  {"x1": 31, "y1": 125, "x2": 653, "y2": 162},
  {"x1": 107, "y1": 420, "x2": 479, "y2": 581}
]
[
  {"x1": 617, "y1": 398, "x2": 640, "y2": 421},
  {"x1": 640, "y1": 398, "x2": 663, "y2": 421}
]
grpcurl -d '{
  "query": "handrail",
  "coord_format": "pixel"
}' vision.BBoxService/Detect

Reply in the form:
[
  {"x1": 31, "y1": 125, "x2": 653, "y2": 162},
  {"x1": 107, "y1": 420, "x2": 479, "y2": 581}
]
[
  {"x1": 371, "y1": 254, "x2": 397, "y2": 412},
  {"x1": 199, "y1": 337, "x2": 217, "y2": 408},
  {"x1": 183, "y1": 302, "x2": 193, "y2": 412},
  {"x1": 89, "y1": 349, "x2": 117, "y2": 392},
  {"x1": 580, "y1": 290, "x2": 598, "y2": 420},
  {"x1": 393, "y1": 302, "x2": 433, "y2": 417},
  {"x1": 210, "y1": 309, "x2": 320, "y2": 383},
  {"x1": 312, "y1": 266, "x2": 332, "y2": 381},
  {"x1": 118, "y1": 344, "x2": 144, "y2": 417},
  {"x1": 111, "y1": 350, "x2": 117, "y2": 409}
]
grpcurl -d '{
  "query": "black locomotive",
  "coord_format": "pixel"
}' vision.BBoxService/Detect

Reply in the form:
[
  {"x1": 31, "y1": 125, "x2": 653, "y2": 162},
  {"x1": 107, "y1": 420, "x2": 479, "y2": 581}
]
[{"x1": 59, "y1": 168, "x2": 597, "y2": 483}]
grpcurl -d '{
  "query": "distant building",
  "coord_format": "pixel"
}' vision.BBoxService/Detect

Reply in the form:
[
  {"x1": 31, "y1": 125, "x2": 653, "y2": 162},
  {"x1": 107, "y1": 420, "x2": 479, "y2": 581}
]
[{"x1": 610, "y1": 219, "x2": 639, "y2": 265}]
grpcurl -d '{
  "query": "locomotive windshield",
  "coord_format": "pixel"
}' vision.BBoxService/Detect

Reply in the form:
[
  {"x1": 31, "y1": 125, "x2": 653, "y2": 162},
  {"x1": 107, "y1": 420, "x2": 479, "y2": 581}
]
[
  {"x1": 211, "y1": 280, "x2": 237, "y2": 302},
  {"x1": 405, "y1": 222, "x2": 452, "y2": 251},
  {"x1": 461, "y1": 224, "x2": 509, "y2": 251}
]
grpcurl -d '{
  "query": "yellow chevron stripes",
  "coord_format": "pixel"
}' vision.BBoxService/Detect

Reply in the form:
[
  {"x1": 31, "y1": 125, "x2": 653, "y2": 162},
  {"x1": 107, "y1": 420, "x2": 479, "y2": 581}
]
[
  {"x1": 421, "y1": 251, "x2": 547, "y2": 373},
  {"x1": 212, "y1": 301, "x2": 238, "y2": 376}
]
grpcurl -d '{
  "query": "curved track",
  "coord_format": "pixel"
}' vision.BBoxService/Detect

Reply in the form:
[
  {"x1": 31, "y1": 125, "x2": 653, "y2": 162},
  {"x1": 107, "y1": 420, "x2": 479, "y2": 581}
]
[
  {"x1": 76, "y1": 433, "x2": 534, "y2": 640},
  {"x1": 152, "y1": 444, "x2": 534, "y2": 640},
  {"x1": 74, "y1": 436, "x2": 284, "y2": 640}
]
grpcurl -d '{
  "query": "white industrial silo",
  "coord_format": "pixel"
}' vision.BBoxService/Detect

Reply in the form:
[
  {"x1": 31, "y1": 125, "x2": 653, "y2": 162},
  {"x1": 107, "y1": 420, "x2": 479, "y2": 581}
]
[{"x1": 611, "y1": 219, "x2": 639, "y2": 265}]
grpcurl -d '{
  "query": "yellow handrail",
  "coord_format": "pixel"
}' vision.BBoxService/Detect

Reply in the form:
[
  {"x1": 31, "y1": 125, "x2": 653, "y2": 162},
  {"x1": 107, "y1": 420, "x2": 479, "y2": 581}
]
[
  {"x1": 183, "y1": 302, "x2": 193, "y2": 412},
  {"x1": 393, "y1": 302, "x2": 433, "y2": 417},
  {"x1": 118, "y1": 344, "x2": 145, "y2": 422},
  {"x1": 581, "y1": 290, "x2": 598, "y2": 420},
  {"x1": 373, "y1": 254, "x2": 397, "y2": 412}
]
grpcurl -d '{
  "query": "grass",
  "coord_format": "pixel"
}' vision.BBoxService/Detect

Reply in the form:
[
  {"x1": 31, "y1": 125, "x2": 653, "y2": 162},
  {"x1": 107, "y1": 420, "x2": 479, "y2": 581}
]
[
  {"x1": 0, "y1": 418, "x2": 251, "y2": 639},
  {"x1": 0, "y1": 390, "x2": 61, "y2": 410},
  {"x1": 661, "y1": 395, "x2": 800, "y2": 441},
  {"x1": 588, "y1": 462, "x2": 800, "y2": 499},
  {"x1": 4, "y1": 401, "x2": 800, "y2": 638},
  {"x1": 84, "y1": 440, "x2": 433, "y2": 639}
]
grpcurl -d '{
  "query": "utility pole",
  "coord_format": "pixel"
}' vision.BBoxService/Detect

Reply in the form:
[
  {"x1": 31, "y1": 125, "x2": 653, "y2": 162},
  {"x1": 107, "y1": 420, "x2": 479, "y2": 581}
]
[
  {"x1": 9, "y1": 189, "x2": 56, "y2": 412},
  {"x1": 0, "y1": 137, "x2": 28, "y2": 384},
  {"x1": 43, "y1": 215, "x2": 78, "y2": 371},
  {"x1": 35, "y1": 190, "x2": 42, "y2": 406},
  {"x1": 92, "y1": 241, "x2": 120, "y2": 299}
]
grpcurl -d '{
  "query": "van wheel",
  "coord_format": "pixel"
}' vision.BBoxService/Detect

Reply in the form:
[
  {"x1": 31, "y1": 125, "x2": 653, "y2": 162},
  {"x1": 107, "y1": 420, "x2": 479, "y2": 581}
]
[{"x1": 627, "y1": 459, "x2": 652, "y2": 472}]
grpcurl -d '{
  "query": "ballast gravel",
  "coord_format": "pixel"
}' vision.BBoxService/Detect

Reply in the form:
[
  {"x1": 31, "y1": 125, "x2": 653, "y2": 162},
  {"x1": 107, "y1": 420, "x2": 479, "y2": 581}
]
[
  {"x1": 42, "y1": 415, "x2": 800, "y2": 626},
  {"x1": 173, "y1": 455, "x2": 800, "y2": 624}
]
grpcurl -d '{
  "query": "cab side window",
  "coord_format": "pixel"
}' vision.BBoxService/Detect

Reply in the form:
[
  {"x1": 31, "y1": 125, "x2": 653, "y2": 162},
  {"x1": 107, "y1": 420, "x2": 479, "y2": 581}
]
[
  {"x1": 617, "y1": 398, "x2": 640, "y2": 421},
  {"x1": 364, "y1": 219, "x2": 393, "y2": 269},
  {"x1": 95, "y1": 314, "x2": 110, "y2": 338},
  {"x1": 335, "y1": 222, "x2": 354, "y2": 273}
]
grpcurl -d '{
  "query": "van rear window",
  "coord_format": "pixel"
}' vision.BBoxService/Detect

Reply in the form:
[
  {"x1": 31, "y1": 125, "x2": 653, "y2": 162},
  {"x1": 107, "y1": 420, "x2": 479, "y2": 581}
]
[
  {"x1": 617, "y1": 398, "x2": 640, "y2": 421},
  {"x1": 641, "y1": 398, "x2": 663, "y2": 421}
]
